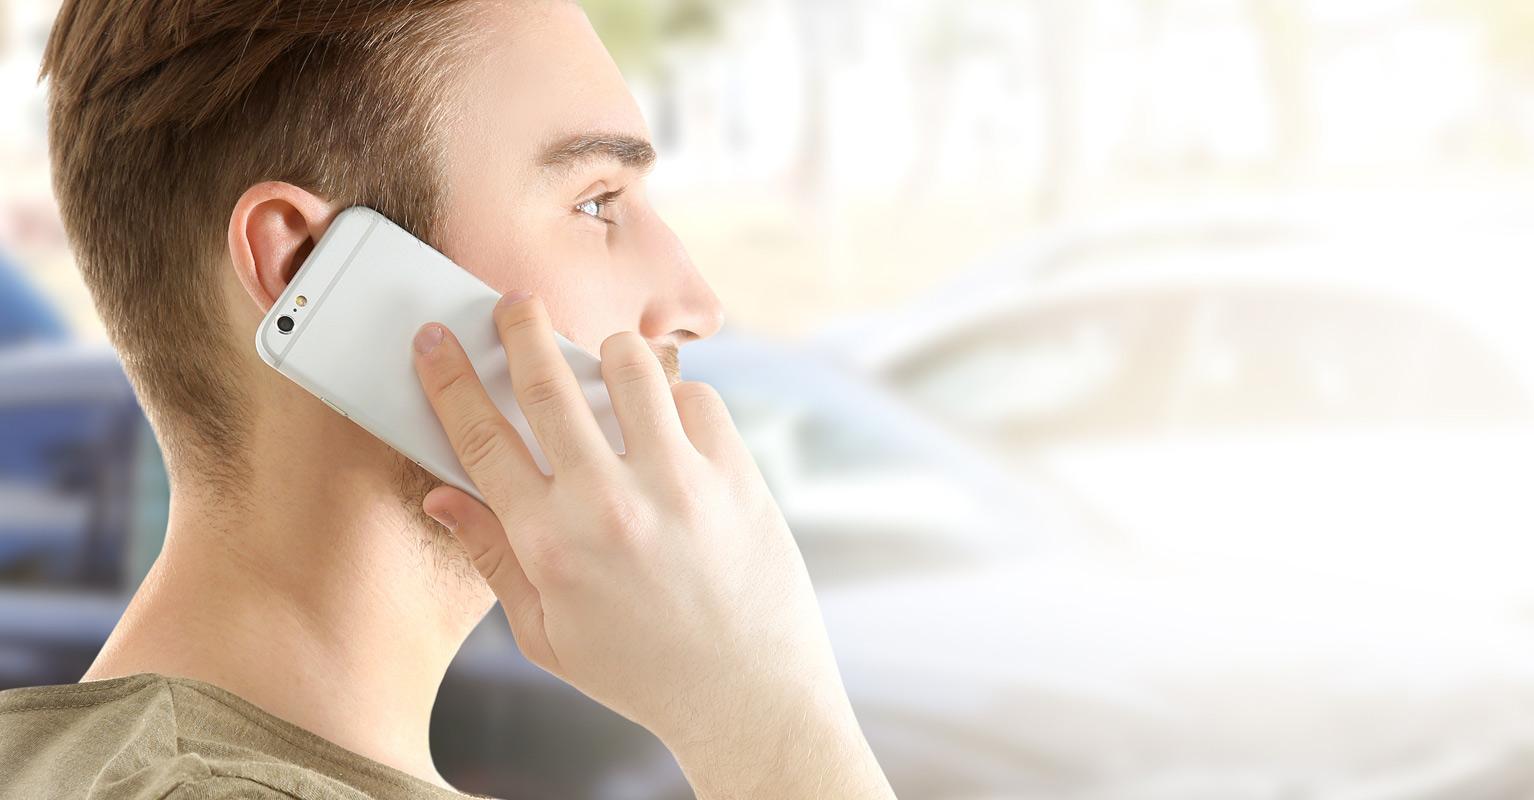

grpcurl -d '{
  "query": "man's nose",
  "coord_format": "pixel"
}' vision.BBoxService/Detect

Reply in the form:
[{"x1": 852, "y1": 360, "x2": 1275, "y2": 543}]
[{"x1": 638, "y1": 240, "x2": 726, "y2": 344}]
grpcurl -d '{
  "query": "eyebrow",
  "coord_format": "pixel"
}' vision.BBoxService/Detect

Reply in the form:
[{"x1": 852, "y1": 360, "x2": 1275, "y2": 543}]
[{"x1": 539, "y1": 133, "x2": 658, "y2": 174}]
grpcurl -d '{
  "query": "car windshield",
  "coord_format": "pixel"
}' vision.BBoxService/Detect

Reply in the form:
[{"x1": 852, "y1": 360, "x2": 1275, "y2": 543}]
[{"x1": 891, "y1": 283, "x2": 1529, "y2": 449}]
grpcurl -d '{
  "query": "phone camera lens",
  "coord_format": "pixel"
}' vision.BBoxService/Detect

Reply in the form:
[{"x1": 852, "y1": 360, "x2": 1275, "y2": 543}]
[{"x1": 277, "y1": 315, "x2": 295, "y2": 334}]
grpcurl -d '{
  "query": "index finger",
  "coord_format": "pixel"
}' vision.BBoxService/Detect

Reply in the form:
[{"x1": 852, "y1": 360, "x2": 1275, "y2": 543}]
[{"x1": 413, "y1": 322, "x2": 546, "y2": 507}]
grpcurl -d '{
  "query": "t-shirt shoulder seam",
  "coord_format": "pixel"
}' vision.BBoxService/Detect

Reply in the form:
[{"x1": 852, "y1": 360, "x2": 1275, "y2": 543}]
[
  {"x1": 0, "y1": 673, "x2": 161, "y2": 715},
  {"x1": 0, "y1": 699, "x2": 124, "y2": 715}
]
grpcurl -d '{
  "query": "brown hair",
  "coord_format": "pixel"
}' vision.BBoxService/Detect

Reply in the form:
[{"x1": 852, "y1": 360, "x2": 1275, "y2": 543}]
[{"x1": 39, "y1": 0, "x2": 484, "y2": 492}]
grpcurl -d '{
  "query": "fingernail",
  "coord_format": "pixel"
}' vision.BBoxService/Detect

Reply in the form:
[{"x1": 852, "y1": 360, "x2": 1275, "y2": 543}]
[
  {"x1": 414, "y1": 324, "x2": 444, "y2": 355},
  {"x1": 498, "y1": 289, "x2": 532, "y2": 308},
  {"x1": 426, "y1": 508, "x2": 457, "y2": 531}
]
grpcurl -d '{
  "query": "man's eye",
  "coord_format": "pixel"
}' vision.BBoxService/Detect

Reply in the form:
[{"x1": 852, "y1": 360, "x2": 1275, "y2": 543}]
[{"x1": 574, "y1": 189, "x2": 625, "y2": 225}]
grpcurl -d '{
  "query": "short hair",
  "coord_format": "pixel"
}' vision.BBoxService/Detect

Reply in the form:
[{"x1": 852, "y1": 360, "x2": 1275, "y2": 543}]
[{"x1": 39, "y1": 0, "x2": 484, "y2": 493}]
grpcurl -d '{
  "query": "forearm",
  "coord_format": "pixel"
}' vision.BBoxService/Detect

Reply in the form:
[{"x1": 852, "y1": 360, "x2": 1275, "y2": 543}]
[{"x1": 666, "y1": 679, "x2": 896, "y2": 800}]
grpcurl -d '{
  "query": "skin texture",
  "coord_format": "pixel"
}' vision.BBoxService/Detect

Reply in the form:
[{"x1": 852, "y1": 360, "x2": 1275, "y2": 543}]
[{"x1": 81, "y1": 1, "x2": 893, "y2": 796}]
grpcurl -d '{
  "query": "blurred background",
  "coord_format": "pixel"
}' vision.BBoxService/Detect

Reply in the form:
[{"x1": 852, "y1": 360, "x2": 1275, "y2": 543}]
[{"x1": 4, "y1": 0, "x2": 1534, "y2": 797}]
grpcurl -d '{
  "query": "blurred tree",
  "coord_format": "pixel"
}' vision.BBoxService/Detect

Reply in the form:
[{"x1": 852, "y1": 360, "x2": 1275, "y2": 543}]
[
  {"x1": 906, "y1": 0, "x2": 1082, "y2": 218},
  {"x1": 1249, "y1": 0, "x2": 1315, "y2": 171},
  {"x1": 583, "y1": 0, "x2": 736, "y2": 77},
  {"x1": 1428, "y1": 0, "x2": 1534, "y2": 77},
  {"x1": 907, "y1": 3, "x2": 1016, "y2": 199},
  {"x1": 0, "y1": 0, "x2": 11, "y2": 59},
  {"x1": 583, "y1": 0, "x2": 738, "y2": 153},
  {"x1": 1426, "y1": 0, "x2": 1534, "y2": 161},
  {"x1": 790, "y1": 0, "x2": 829, "y2": 207},
  {"x1": 1031, "y1": 0, "x2": 1086, "y2": 219}
]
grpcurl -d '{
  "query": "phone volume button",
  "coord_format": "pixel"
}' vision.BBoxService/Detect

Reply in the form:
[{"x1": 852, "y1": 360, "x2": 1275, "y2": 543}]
[{"x1": 320, "y1": 397, "x2": 349, "y2": 418}]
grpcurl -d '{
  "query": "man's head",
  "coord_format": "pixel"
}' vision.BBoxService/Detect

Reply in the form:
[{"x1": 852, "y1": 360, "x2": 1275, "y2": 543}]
[{"x1": 40, "y1": 0, "x2": 724, "y2": 511}]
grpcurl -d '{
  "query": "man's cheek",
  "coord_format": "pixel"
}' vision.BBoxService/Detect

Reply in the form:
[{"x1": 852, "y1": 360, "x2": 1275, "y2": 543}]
[
  {"x1": 541, "y1": 301, "x2": 616, "y2": 357},
  {"x1": 443, "y1": 220, "x2": 548, "y2": 295},
  {"x1": 447, "y1": 223, "x2": 626, "y2": 355}
]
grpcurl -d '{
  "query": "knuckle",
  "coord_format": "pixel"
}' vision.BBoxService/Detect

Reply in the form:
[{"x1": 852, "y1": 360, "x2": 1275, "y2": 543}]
[
  {"x1": 431, "y1": 363, "x2": 476, "y2": 398},
  {"x1": 474, "y1": 546, "x2": 509, "y2": 586},
  {"x1": 455, "y1": 418, "x2": 507, "y2": 471},
  {"x1": 530, "y1": 537, "x2": 575, "y2": 586},
  {"x1": 501, "y1": 310, "x2": 543, "y2": 336},
  {"x1": 608, "y1": 358, "x2": 657, "y2": 388},
  {"x1": 670, "y1": 484, "x2": 707, "y2": 527},
  {"x1": 546, "y1": 435, "x2": 591, "y2": 472},
  {"x1": 518, "y1": 373, "x2": 569, "y2": 412},
  {"x1": 592, "y1": 494, "x2": 646, "y2": 546},
  {"x1": 602, "y1": 333, "x2": 658, "y2": 389}
]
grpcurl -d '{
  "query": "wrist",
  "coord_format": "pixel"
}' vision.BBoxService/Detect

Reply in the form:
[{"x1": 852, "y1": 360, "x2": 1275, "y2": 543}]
[{"x1": 660, "y1": 675, "x2": 893, "y2": 800}]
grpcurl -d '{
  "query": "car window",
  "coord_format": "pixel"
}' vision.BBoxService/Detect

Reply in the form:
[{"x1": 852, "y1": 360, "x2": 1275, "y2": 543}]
[
  {"x1": 1171, "y1": 289, "x2": 1531, "y2": 428},
  {"x1": 0, "y1": 401, "x2": 133, "y2": 591},
  {"x1": 888, "y1": 294, "x2": 1187, "y2": 446}
]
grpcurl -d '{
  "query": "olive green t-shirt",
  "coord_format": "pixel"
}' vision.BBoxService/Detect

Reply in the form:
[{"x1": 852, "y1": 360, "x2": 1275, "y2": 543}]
[{"x1": 0, "y1": 673, "x2": 485, "y2": 799}]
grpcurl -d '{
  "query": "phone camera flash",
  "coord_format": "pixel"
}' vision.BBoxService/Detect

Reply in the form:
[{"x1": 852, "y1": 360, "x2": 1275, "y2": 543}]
[{"x1": 295, "y1": 295, "x2": 308, "y2": 307}]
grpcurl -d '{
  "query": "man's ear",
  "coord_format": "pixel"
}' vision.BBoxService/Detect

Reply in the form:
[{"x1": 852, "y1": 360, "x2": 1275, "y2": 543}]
[{"x1": 228, "y1": 183, "x2": 339, "y2": 312}]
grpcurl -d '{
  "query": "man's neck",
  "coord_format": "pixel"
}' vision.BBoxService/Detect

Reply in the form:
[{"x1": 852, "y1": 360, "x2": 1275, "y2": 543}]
[{"x1": 83, "y1": 443, "x2": 492, "y2": 790}]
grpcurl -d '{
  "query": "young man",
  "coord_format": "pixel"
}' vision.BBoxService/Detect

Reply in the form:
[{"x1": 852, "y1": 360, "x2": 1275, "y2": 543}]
[{"x1": 0, "y1": 1, "x2": 896, "y2": 798}]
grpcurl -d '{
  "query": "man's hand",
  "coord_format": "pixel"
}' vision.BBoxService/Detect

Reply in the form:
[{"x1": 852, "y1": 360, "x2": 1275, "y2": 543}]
[{"x1": 411, "y1": 290, "x2": 895, "y2": 799}]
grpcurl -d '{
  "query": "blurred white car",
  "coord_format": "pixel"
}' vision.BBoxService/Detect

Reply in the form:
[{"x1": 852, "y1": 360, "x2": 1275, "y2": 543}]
[
  {"x1": 815, "y1": 214, "x2": 1534, "y2": 593},
  {"x1": 797, "y1": 211, "x2": 1534, "y2": 797}
]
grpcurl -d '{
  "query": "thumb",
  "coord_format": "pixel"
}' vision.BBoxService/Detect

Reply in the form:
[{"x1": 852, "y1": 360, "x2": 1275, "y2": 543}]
[{"x1": 423, "y1": 485, "x2": 559, "y2": 673}]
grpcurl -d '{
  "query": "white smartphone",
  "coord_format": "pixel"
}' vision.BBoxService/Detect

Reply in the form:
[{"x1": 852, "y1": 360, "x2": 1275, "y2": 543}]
[{"x1": 254, "y1": 205, "x2": 625, "y2": 502}]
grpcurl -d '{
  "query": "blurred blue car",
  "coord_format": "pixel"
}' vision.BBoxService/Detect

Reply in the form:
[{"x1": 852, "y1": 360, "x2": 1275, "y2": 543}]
[{"x1": 0, "y1": 253, "x2": 152, "y2": 687}]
